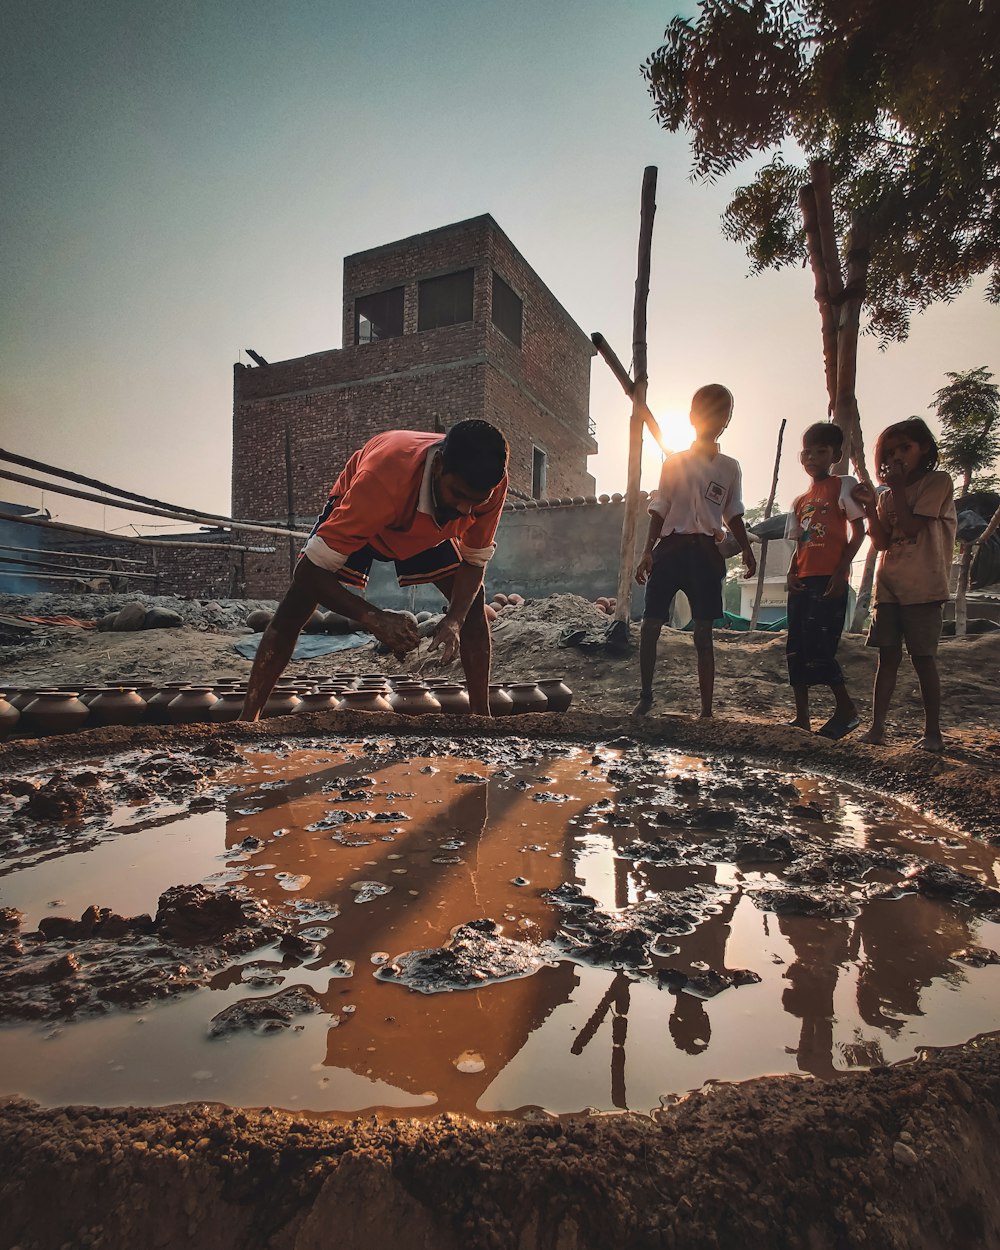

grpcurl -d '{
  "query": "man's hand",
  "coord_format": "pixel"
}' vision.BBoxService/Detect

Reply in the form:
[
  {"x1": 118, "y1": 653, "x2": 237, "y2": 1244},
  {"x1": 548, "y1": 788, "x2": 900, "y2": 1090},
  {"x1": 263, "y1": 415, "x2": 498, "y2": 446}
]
[
  {"x1": 428, "y1": 614, "x2": 462, "y2": 665},
  {"x1": 823, "y1": 570, "x2": 849, "y2": 599},
  {"x1": 635, "y1": 552, "x2": 653, "y2": 585},
  {"x1": 787, "y1": 571, "x2": 805, "y2": 593},
  {"x1": 370, "y1": 608, "x2": 419, "y2": 657},
  {"x1": 742, "y1": 549, "x2": 757, "y2": 579}
]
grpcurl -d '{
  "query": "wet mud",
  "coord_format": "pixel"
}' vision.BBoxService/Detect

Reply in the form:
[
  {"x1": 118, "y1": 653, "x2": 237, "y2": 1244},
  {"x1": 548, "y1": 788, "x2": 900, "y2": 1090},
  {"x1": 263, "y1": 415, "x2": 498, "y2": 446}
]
[{"x1": 3, "y1": 710, "x2": 1000, "y2": 1247}]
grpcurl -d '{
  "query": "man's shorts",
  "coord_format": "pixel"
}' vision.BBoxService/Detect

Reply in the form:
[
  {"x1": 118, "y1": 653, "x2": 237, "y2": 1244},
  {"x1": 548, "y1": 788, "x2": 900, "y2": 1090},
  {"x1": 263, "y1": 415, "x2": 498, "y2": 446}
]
[
  {"x1": 643, "y1": 532, "x2": 725, "y2": 622},
  {"x1": 303, "y1": 497, "x2": 462, "y2": 590},
  {"x1": 866, "y1": 601, "x2": 944, "y2": 656}
]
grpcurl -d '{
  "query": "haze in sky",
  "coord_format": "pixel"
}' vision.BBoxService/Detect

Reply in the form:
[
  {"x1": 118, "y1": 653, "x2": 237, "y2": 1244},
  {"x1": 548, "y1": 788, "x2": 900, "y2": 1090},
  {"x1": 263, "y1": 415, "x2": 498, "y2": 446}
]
[{"x1": 2, "y1": 0, "x2": 998, "y2": 537}]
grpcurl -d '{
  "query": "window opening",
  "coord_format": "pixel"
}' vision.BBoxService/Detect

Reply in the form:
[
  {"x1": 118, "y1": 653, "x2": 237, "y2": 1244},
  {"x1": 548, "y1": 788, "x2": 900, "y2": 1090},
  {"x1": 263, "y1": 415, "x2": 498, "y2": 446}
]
[
  {"x1": 418, "y1": 269, "x2": 474, "y2": 332},
  {"x1": 355, "y1": 286, "x2": 404, "y2": 345},
  {"x1": 491, "y1": 272, "x2": 523, "y2": 347},
  {"x1": 532, "y1": 447, "x2": 547, "y2": 499}
]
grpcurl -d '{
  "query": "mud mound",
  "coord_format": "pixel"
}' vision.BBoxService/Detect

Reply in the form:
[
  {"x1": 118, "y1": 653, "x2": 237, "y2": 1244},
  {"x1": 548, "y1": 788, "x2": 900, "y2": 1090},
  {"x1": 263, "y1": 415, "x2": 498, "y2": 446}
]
[{"x1": 4, "y1": 1033, "x2": 1000, "y2": 1248}]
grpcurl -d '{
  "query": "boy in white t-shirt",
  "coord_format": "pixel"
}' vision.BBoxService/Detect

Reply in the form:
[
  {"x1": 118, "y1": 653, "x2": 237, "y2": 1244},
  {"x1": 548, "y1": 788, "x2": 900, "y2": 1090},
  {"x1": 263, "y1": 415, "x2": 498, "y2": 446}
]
[{"x1": 633, "y1": 384, "x2": 756, "y2": 717}]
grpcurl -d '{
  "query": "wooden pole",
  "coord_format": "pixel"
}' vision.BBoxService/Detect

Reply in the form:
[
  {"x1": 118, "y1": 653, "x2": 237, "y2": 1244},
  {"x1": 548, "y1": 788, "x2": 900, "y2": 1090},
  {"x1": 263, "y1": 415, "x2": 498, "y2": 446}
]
[
  {"x1": 0, "y1": 509, "x2": 274, "y2": 554},
  {"x1": 749, "y1": 419, "x2": 787, "y2": 631},
  {"x1": 0, "y1": 541, "x2": 146, "y2": 565},
  {"x1": 954, "y1": 543, "x2": 974, "y2": 637},
  {"x1": 0, "y1": 552, "x2": 157, "y2": 580},
  {"x1": 591, "y1": 333, "x2": 671, "y2": 457},
  {"x1": 615, "y1": 167, "x2": 657, "y2": 626},
  {"x1": 0, "y1": 469, "x2": 311, "y2": 540},
  {"x1": 0, "y1": 446, "x2": 240, "y2": 527}
]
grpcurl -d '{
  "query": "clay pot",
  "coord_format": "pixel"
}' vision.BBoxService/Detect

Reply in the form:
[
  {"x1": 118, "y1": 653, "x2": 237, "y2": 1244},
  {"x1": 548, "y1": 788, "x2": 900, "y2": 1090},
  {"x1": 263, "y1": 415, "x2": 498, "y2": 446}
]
[
  {"x1": 9, "y1": 689, "x2": 35, "y2": 712},
  {"x1": 536, "y1": 678, "x2": 573, "y2": 714},
  {"x1": 89, "y1": 687, "x2": 148, "y2": 727},
  {"x1": 336, "y1": 688, "x2": 393, "y2": 714},
  {"x1": 506, "y1": 682, "x2": 548, "y2": 714},
  {"x1": 166, "y1": 686, "x2": 219, "y2": 724},
  {"x1": 433, "y1": 683, "x2": 471, "y2": 715},
  {"x1": 0, "y1": 694, "x2": 20, "y2": 738},
  {"x1": 262, "y1": 689, "x2": 301, "y2": 718},
  {"x1": 304, "y1": 610, "x2": 327, "y2": 634},
  {"x1": 246, "y1": 609, "x2": 272, "y2": 632},
  {"x1": 488, "y1": 684, "x2": 515, "y2": 717},
  {"x1": 388, "y1": 684, "x2": 442, "y2": 716},
  {"x1": 145, "y1": 683, "x2": 192, "y2": 724},
  {"x1": 295, "y1": 691, "x2": 340, "y2": 714},
  {"x1": 78, "y1": 687, "x2": 104, "y2": 707},
  {"x1": 208, "y1": 692, "x2": 246, "y2": 723},
  {"x1": 21, "y1": 690, "x2": 90, "y2": 735}
]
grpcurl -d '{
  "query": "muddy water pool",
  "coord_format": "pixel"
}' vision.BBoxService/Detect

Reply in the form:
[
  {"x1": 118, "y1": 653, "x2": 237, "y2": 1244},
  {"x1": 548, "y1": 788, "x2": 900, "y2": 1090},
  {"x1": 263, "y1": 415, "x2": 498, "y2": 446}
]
[{"x1": 2, "y1": 737, "x2": 1000, "y2": 1119}]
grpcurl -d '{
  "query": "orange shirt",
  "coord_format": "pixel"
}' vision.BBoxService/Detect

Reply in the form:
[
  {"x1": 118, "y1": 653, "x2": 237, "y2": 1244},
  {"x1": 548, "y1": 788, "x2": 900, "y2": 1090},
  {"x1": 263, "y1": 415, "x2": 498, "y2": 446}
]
[
  {"x1": 301, "y1": 430, "x2": 507, "y2": 573},
  {"x1": 786, "y1": 475, "x2": 864, "y2": 578}
]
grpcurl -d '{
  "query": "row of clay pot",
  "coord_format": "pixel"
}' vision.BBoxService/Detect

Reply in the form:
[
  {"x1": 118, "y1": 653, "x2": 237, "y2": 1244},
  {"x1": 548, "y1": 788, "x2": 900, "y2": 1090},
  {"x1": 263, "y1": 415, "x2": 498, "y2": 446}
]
[{"x1": 0, "y1": 676, "x2": 573, "y2": 736}]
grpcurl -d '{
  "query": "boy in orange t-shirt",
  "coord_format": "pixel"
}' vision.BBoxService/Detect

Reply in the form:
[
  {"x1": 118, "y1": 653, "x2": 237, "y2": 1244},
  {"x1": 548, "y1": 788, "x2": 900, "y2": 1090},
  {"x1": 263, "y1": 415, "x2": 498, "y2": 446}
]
[{"x1": 784, "y1": 422, "x2": 866, "y2": 738}]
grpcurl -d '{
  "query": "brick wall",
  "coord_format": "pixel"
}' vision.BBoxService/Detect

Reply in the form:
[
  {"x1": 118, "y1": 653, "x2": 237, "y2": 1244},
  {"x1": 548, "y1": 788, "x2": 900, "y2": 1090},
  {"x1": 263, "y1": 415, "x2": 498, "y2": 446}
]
[{"x1": 233, "y1": 215, "x2": 597, "y2": 529}]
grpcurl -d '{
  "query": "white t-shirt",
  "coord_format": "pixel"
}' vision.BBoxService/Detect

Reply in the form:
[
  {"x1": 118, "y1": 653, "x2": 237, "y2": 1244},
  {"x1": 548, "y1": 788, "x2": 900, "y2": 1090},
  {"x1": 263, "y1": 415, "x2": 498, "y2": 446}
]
[{"x1": 648, "y1": 445, "x2": 744, "y2": 543}]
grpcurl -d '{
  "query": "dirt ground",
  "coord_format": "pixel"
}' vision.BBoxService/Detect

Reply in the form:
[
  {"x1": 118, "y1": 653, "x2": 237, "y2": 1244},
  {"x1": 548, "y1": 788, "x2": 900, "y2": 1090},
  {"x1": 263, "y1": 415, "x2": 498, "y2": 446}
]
[{"x1": 2, "y1": 593, "x2": 1000, "y2": 1249}]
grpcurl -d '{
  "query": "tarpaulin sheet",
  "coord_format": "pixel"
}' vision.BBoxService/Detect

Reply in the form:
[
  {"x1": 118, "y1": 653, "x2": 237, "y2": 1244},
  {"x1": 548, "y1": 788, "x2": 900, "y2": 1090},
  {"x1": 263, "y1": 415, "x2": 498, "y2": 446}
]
[{"x1": 233, "y1": 631, "x2": 371, "y2": 660}]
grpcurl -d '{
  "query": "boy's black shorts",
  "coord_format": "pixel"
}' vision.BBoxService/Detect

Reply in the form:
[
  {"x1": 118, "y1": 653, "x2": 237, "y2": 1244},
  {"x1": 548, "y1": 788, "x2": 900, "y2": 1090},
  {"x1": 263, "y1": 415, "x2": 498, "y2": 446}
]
[{"x1": 643, "y1": 533, "x2": 725, "y2": 622}]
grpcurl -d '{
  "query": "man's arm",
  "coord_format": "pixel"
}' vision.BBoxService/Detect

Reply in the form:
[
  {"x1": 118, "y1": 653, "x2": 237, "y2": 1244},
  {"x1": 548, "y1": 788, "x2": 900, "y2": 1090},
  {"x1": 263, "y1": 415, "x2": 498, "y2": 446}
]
[
  {"x1": 824, "y1": 517, "x2": 866, "y2": 598},
  {"x1": 635, "y1": 511, "x2": 664, "y2": 584},
  {"x1": 727, "y1": 514, "x2": 757, "y2": 579},
  {"x1": 429, "y1": 560, "x2": 486, "y2": 663},
  {"x1": 239, "y1": 558, "x2": 418, "y2": 721},
  {"x1": 852, "y1": 482, "x2": 892, "y2": 550}
]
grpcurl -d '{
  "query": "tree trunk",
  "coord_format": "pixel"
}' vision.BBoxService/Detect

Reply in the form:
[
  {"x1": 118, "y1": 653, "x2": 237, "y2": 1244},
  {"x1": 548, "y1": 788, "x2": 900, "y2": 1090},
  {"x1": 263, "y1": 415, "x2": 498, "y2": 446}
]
[
  {"x1": 850, "y1": 542, "x2": 877, "y2": 633},
  {"x1": 799, "y1": 183, "x2": 838, "y2": 411},
  {"x1": 832, "y1": 212, "x2": 873, "y2": 474},
  {"x1": 954, "y1": 543, "x2": 974, "y2": 637}
]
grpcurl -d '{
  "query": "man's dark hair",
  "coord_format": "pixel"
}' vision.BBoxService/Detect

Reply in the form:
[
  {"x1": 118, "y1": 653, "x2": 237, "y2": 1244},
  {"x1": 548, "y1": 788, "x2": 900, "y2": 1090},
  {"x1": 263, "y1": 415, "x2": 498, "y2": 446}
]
[
  {"x1": 802, "y1": 421, "x2": 844, "y2": 453},
  {"x1": 440, "y1": 420, "x2": 509, "y2": 491}
]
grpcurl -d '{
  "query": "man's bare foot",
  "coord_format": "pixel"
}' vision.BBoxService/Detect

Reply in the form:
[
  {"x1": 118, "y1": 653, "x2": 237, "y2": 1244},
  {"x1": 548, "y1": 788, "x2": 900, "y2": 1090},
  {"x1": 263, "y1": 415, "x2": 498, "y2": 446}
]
[
  {"x1": 917, "y1": 733, "x2": 944, "y2": 753},
  {"x1": 632, "y1": 694, "x2": 653, "y2": 716},
  {"x1": 786, "y1": 718, "x2": 811, "y2": 731},
  {"x1": 860, "y1": 727, "x2": 885, "y2": 745}
]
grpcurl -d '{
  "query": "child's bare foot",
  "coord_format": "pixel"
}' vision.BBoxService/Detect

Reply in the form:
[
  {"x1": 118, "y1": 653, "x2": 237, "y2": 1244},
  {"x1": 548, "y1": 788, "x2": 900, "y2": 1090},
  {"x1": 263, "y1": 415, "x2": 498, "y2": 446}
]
[
  {"x1": 916, "y1": 733, "x2": 944, "y2": 753},
  {"x1": 860, "y1": 727, "x2": 886, "y2": 745},
  {"x1": 786, "y1": 718, "x2": 811, "y2": 731},
  {"x1": 632, "y1": 693, "x2": 653, "y2": 716}
]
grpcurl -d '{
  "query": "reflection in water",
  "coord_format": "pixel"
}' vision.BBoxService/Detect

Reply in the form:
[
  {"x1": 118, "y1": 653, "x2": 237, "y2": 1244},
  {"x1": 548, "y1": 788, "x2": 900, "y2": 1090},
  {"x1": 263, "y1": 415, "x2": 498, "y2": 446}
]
[{"x1": 1, "y1": 740, "x2": 999, "y2": 1119}]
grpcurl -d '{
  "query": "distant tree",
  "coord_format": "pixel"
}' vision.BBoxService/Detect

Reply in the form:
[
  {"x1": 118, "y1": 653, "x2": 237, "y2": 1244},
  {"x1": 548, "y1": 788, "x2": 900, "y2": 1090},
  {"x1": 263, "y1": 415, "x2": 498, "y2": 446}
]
[
  {"x1": 741, "y1": 497, "x2": 784, "y2": 529},
  {"x1": 643, "y1": 1, "x2": 1000, "y2": 481},
  {"x1": 932, "y1": 367, "x2": 1000, "y2": 496}
]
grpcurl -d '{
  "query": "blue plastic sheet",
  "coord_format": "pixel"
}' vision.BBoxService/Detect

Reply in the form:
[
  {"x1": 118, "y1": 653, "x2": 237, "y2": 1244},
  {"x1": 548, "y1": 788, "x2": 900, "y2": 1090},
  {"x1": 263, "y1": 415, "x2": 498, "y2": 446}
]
[{"x1": 233, "y1": 631, "x2": 371, "y2": 660}]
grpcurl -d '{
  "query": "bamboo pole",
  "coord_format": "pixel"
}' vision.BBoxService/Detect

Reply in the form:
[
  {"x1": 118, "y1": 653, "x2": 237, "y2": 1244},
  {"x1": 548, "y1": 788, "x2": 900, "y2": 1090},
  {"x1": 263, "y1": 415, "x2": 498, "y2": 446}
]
[
  {"x1": 0, "y1": 447, "x2": 240, "y2": 527},
  {"x1": 0, "y1": 469, "x2": 311, "y2": 540},
  {"x1": 954, "y1": 543, "x2": 974, "y2": 637},
  {"x1": 0, "y1": 509, "x2": 274, "y2": 554},
  {"x1": 749, "y1": 419, "x2": 787, "y2": 631},
  {"x1": 615, "y1": 167, "x2": 657, "y2": 627},
  {"x1": 591, "y1": 333, "x2": 671, "y2": 456},
  {"x1": 0, "y1": 552, "x2": 157, "y2": 580},
  {"x1": 0, "y1": 541, "x2": 146, "y2": 565}
]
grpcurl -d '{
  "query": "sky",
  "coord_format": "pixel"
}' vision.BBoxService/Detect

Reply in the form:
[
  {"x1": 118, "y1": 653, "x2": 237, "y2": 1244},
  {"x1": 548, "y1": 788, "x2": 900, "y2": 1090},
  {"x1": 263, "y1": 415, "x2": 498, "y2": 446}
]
[{"x1": 2, "y1": 0, "x2": 998, "y2": 538}]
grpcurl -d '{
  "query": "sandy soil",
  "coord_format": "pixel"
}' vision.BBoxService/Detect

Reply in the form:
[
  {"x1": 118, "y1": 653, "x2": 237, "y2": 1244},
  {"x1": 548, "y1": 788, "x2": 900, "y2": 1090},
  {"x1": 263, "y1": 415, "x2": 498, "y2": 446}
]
[{"x1": 2, "y1": 594, "x2": 1000, "y2": 1249}]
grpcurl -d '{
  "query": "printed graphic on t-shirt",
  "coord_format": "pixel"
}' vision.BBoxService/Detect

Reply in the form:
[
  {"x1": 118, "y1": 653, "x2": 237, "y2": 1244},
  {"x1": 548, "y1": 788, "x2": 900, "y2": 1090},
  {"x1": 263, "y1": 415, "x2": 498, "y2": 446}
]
[
  {"x1": 705, "y1": 481, "x2": 725, "y2": 505},
  {"x1": 799, "y1": 500, "x2": 829, "y2": 544}
]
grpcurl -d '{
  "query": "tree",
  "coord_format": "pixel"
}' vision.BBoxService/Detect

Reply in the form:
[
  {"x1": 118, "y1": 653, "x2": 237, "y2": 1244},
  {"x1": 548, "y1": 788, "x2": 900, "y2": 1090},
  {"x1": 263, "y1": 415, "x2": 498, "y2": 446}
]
[
  {"x1": 643, "y1": 0, "x2": 1000, "y2": 477},
  {"x1": 933, "y1": 367, "x2": 1000, "y2": 496}
]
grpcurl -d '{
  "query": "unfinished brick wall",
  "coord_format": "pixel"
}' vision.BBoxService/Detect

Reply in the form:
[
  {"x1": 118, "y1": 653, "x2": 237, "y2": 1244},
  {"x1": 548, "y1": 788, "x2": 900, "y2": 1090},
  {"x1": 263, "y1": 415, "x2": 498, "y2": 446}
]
[{"x1": 233, "y1": 215, "x2": 597, "y2": 545}]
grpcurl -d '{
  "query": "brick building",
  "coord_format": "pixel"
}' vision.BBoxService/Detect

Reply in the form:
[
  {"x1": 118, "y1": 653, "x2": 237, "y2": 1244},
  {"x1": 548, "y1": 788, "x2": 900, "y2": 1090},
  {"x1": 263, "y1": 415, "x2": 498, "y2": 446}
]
[{"x1": 232, "y1": 216, "x2": 597, "y2": 593}]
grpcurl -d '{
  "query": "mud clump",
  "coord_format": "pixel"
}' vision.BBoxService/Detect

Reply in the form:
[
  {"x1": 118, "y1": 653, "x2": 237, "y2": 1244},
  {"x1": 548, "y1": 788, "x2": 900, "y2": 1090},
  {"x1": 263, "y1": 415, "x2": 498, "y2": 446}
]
[
  {"x1": 208, "y1": 985, "x2": 321, "y2": 1037},
  {"x1": 155, "y1": 884, "x2": 274, "y2": 947},
  {"x1": 378, "y1": 919, "x2": 551, "y2": 992},
  {"x1": 25, "y1": 772, "x2": 111, "y2": 821}
]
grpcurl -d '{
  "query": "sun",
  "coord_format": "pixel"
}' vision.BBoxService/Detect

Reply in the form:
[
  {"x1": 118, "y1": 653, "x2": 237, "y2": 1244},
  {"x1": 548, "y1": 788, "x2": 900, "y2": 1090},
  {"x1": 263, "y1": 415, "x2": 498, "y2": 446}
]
[{"x1": 640, "y1": 407, "x2": 690, "y2": 488}]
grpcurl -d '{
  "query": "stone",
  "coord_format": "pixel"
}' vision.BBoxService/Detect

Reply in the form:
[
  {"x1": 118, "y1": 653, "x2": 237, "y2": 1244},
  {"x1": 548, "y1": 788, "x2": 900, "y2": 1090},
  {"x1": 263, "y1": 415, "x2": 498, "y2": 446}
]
[
  {"x1": 113, "y1": 603, "x2": 147, "y2": 631},
  {"x1": 143, "y1": 606, "x2": 183, "y2": 629}
]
